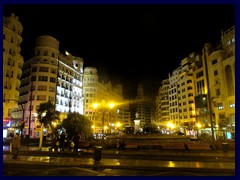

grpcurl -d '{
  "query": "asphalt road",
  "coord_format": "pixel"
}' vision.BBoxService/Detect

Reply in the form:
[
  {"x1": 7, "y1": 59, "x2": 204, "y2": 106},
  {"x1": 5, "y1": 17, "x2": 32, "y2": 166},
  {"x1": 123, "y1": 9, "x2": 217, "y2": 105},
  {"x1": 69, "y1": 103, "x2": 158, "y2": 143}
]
[{"x1": 3, "y1": 163, "x2": 235, "y2": 176}]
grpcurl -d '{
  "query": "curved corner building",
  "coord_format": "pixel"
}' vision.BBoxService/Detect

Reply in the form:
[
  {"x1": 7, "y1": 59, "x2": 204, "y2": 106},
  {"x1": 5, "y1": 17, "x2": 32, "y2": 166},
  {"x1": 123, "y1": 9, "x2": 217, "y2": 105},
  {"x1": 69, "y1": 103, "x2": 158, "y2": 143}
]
[{"x1": 20, "y1": 35, "x2": 84, "y2": 138}]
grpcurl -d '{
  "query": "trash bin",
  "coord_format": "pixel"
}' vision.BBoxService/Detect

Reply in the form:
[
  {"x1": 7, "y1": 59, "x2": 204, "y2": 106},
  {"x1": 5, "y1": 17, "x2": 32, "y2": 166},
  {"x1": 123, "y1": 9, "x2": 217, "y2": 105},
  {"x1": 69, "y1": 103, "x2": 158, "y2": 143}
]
[
  {"x1": 222, "y1": 142, "x2": 229, "y2": 152},
  {"x1": 94, "y1": 146, "x2": 102, "y2": 161}
]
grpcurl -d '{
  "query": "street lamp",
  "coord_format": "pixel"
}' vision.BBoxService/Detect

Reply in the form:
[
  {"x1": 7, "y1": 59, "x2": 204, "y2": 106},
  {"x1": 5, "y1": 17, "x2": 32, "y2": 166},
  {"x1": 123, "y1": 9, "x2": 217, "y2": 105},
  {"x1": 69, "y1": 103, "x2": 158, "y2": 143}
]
[
  {"x1": 167, "y1": 122, "x2": 175, "y2": 134},
  {"x1": 116, "y1": 122, "x2": 121, "y2": 136},
  {"x1": 196, "y1": 123, "x2": 202, "y2": 137},
  {"x1": 92, "y1": 100, "x2": 115, "y2": 142},
  {"x1": 38, "y1": 112, "x2": 46, "y2": 150},
  {"x1": 91, "y1": 125, "x2": 95, "y2": 134}
]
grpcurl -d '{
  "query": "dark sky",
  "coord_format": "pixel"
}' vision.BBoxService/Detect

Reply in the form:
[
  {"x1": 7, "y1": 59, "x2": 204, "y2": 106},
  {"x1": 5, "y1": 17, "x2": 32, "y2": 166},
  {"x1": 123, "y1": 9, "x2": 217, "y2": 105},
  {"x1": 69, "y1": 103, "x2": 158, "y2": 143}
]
[{"x1": 3, "y1": 4, "x2": 235, "y2": 98}]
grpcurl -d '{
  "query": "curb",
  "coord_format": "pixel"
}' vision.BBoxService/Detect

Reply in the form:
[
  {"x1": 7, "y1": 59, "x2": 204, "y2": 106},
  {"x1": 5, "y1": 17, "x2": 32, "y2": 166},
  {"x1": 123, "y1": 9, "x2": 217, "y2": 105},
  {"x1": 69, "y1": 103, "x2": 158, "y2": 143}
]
[{"x1": 3, "y1": 159, "x2": 235, "y2": 173}]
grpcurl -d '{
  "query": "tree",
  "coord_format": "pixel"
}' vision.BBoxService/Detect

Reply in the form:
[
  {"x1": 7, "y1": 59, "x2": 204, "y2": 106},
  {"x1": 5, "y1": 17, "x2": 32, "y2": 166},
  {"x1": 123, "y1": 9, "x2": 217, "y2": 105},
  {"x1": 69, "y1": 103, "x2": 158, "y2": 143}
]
[
  {"x1": 37, "y1": 101, "x2": 60, "y2": 138},
  {"x1": 62, "y1": 112, "x2": 92, "y2": 140},
  {"x1": 218, "y1": 117, "x2": 231, "y2": 128},
  {"x1": 143, "y1": 123, "x2": 158, "y2": 134}
]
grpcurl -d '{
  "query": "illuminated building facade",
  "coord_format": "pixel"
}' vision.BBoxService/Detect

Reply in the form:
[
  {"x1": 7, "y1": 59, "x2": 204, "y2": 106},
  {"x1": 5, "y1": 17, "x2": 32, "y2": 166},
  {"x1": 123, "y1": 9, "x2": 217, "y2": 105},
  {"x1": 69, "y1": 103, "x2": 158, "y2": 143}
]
[
  {"x1": 19, "y1": 35, "x2": 84, "y2": 137},
  {"x1": 3, "y1": 13, "x2": 24, "y2": 136},
  {"x1": 155, "y1": 79, "x2": 169, "y2": 123},
  {"x1": 83, "y1": 67, "x2": 126, "y2": 134},
  {"x1": 168, "y1": 67, "x2": 181, "y2": 128},
  {"x1": 206, "y1": 26, "x2": 235, "y2": 139}
]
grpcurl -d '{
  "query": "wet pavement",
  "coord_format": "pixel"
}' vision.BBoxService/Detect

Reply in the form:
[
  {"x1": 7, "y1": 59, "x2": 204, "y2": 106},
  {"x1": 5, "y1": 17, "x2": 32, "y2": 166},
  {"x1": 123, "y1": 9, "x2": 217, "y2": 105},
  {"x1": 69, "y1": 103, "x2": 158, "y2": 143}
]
[{"x1": 3, "y1": 145, "x2": 235, "y2": 173}]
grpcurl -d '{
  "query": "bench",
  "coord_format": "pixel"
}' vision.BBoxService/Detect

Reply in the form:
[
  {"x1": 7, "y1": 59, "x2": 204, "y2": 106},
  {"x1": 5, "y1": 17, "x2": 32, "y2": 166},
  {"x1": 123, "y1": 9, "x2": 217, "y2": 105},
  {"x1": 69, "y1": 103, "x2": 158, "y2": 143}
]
[
  {"x1": 124, "y1": 143, "x2": 138, "y2": 149},
  {"x1": 161, "y1": 143, "x2": 185, "y2": 150},
  {"x1": 186, "y1": 143, "x2": 211, "y2": 150}
]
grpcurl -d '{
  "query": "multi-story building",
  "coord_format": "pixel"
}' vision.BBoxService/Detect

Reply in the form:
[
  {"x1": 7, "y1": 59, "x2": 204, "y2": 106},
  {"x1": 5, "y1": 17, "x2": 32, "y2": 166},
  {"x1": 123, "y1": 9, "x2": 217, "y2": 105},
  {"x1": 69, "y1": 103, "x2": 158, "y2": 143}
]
[
  {"x1": 192, "y1": 45, "x2": 211, "y2": 136},
  {"x1": 155, "y1": 79, "x2": 169, "y2": 125},
  {"x1": 167, "y1": 54, "x2": 197, "y2": 134},
  {"x1": 206, "y1": 26, "x2": 235, "y2": 139},
  {"x1": 83, "y1": 67, "x2": 126, "y2": 135},
  {"x1": 3, "y1": 13, "x2": 24, "y2": 137},
  {"x1": 19, "y1": 35, "x2": 84, "y2": 138},
  {"x1": 177, "y1": 54, "x2": 196, "y2": 134},
  {"x1": 168, "y1": 67, "x2": 181, "y2": 129}
]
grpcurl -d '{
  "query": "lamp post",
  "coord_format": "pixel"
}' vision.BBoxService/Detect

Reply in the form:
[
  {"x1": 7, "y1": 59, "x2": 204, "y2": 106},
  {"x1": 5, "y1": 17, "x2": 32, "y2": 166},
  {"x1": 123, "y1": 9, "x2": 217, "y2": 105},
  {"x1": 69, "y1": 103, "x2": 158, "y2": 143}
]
[
  {"x1": 92, "y1": 100, "x2": 115, "y2": 142},
  {"x1": 38, "y1": 112, "x2": 46, "y2": 151},
  {"x1": 116, "y1": 122, "x2": 121, "y2": 136},
  {"x1": 167, "y1": 122, "x2": 175, "y2": 134},
  {"x1": 4, "y1": 99, "x2": 25, "y2": 145},
  {"x1": 196, "y1": 123, "x2": 202, "y2": 138}
]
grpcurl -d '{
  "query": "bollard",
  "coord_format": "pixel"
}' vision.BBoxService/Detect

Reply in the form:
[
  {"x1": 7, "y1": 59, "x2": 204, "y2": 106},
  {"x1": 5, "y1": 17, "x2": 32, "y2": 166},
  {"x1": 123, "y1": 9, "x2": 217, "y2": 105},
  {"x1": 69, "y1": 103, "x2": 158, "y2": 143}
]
[{"x1": 93, "y1": 146, "x2": 102, "y2": 161}]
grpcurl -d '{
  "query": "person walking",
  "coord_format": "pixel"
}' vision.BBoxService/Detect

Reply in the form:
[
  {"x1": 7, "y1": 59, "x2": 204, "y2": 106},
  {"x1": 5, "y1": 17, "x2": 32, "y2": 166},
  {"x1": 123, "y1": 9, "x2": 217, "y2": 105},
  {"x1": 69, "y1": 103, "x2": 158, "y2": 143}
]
[
  {"x1": 59, "y1": 132, "x2": 66, "y2": 151},
  {"x1": 11, "y1": 133, "x2": 21, "y2": 159},
  {"x1": 73, "y1": 133, "x2": 80, "y2": 152}
]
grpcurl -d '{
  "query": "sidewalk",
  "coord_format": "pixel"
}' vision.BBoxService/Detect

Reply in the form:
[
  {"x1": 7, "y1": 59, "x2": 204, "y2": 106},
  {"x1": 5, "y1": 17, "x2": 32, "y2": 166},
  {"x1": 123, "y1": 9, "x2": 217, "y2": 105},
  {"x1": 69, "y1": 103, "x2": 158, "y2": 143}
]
[
  {"x1": 3, "y1": 146, "x2": 235, "y2": 173},
  {"x1": 3, "y1": 154, "x2": 235, "y2": 172},
  {"x1": 3, "y1": 145, "x2": 236, "y2": 157}
]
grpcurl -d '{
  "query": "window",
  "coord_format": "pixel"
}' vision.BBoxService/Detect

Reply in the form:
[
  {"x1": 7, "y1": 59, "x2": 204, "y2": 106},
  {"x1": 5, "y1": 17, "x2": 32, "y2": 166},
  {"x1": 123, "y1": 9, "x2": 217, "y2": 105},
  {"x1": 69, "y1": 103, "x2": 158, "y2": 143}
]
[
  {"x1": 50, "y1": 68, "x2": 56, "y2": 74},
  {"x1": 38, "y1": 76, "x2": 48, "y2": 81},
  {"x1": 217, "y1": 102, "x2": 224, "y2": 110},
  {"x1": 196, "y1": 71, "x2": 203, "y2": 78},
  {"x1": 219, "y1": 113, "x2": 225, "y2": 119},
  {"x1": 189, "y1": 100, "x2": 194, "y2": 104},
  {"x1": 32, "y1": 67, "x2": 37, "y2": 72},
  {"x1": 216, "y1": 89, "x2": 220, "y2": 96},
  {"x1": 31, "y1": 76, "x2": 37, "y2": 81},
  {"x1": 37, "y1": 85, "x2": 47, "y2": 91},
  {"x1": 39, "y1": 67, "x2": 49, "y2": 72},
  {"x1": 49, "y1": 86, "x2": 55, "y2": 92},
  {"x1": 36, "y1": 95, "x2": 47, "y2": 101},
  {"x1": 212, "y1": 59, "x2": 217, "y2": 65},
  {"x1": 48, "y1": 96, "x2": 54, "y2": 102},
  {"x1": 50, "y1": 77, "x2": 56, "y2": 83},
  {"x1": 214, "y1": 70, "x2": 218, "y2": 76}
]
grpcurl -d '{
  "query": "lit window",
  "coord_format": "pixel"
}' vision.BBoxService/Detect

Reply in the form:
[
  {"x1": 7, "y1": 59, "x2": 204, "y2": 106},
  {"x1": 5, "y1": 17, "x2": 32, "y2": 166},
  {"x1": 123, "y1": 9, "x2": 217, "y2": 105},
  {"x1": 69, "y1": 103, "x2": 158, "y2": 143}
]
[{"x1": 217, "y1": 102, "x2": 224, "y2": 110}]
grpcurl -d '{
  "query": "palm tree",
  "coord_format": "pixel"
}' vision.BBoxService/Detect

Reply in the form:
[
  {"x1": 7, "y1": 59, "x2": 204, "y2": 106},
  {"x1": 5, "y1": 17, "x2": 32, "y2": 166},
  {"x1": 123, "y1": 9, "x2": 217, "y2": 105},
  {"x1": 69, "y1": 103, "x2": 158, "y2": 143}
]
[{"x1": 37, "y1": 101, "x2": 60, "y2": 139}]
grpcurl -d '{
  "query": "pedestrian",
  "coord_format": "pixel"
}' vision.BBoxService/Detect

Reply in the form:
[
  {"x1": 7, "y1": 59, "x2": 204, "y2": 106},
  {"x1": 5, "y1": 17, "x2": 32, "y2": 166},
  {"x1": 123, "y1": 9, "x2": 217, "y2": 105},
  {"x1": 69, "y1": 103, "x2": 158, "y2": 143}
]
[
  {"x1": 118, "y1": 139, "x2": 125, "y2": 150},
  {"x1": 59, "y1": 132, "x2": 66, "y2": 151},
  {"x1": 11, "y1": 133, "x2": 21, "y2": 159},
  {"x1": 73, "y1": 133, "x2": 80, "y2": 152},
  {"x1": 43, "y1": 134, "x2": 47, "y2": 145}
]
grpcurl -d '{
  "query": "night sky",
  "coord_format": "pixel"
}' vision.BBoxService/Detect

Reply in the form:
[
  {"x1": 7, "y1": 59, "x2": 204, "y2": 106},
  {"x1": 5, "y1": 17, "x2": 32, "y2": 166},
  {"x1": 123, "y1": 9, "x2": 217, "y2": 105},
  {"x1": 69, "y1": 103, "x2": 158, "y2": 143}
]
[{"x1": 3, "y1": 4, "x2": 235, "y2": 99}]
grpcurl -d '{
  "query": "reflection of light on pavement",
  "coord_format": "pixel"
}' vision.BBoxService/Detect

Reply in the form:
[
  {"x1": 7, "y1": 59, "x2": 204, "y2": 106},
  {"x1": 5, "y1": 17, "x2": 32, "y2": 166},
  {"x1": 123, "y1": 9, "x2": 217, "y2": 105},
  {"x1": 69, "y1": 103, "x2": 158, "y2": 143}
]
[
  {"x1": 114, "y1": 159, "x2": 120, "y2": 165},
  {"x1": 168, "y1": 161, "x2": 175, "y2": 167},
  {"x1": 40, "y1": 156, "x2": 50, "y2": 162},
  {"x1": 26, "y1": 156, "x2": 50, "y2": 162},
  {"x1": 195, "y1": 162, "x2": 202, "y2": 168}
]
